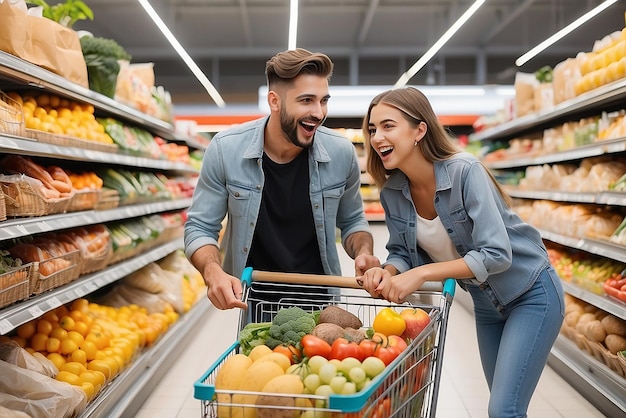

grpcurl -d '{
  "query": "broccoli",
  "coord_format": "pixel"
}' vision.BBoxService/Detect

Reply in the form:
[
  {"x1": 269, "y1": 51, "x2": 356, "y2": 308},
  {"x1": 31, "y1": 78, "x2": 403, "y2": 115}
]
[
  {"x1": 264, "y1": 307, "x2": 317, "y2": 349},
  {"x1": 238, "y1": 321, "x2": 271, "y2": 355}
]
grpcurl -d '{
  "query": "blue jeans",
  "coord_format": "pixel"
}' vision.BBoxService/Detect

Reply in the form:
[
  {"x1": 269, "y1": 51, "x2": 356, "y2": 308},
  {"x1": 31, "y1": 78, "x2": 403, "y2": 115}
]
[{"x1": 467, "y1": 267, "x2": 565, "y2": 418}]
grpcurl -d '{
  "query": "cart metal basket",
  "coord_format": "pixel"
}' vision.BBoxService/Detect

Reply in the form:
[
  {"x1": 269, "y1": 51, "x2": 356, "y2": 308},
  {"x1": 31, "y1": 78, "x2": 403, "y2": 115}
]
[{"x1": 194, "y1": 267, "x2": 456, "y2": 418}]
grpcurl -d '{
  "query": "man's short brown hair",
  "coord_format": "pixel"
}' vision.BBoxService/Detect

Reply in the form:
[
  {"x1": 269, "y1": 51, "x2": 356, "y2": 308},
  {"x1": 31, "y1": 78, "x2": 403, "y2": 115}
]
[{"x1": 265, "y1": 48, "x2": 333, "y2": 89}]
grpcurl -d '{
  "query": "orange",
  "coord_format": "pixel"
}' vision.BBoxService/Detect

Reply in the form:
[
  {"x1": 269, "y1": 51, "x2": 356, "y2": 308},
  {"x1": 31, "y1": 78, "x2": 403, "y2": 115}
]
[
  {"x1": 59, "y1": 316, "x2": 76, "y2": 331},
  {"x1": 67, "y1": 330, "x2": 85, "y2": 346},
  {"x1": 61, "y1": 361, "x2": 87, "y2": 376},
  {"x1": 41, "y1": 310, "x2": 59, "y2": 324},
  {"x1": 59, "y1": 338, "x2": 79, "y2": 355},
  {"x1": 16, "y1": 321, "x2": 37, "y2": 340},
  {"x1": 87, "y1": 360, "x2": 112, "y2": 380},
  {"x1": 80, "y1": 381, "x2": 96, "y2": 400},
  {"x1": 69, "y1": 310, "x2": 83, "y2": 322},
  {"x1": 47, "y1": 352, "x2": 66, "y2": 370},
  {"x1": 50, "y1": 327, "x2": 68, "y2": 340},
  {"x1": 36, "y1": 319, "x2": 54, "y2": 336},
  {"x1": 70, "y1": 348, "x2": 87, "y2": 365},
  {"x1": 73, "y1": 321, "x2": 89, "y2": 337},
  {"x1": 79, "y1": 370, "x2": 106, "y2": 389},
  {"x1": 70, "y1": 298, "x2": 90, "y2": 314},
  {"x1": 45, "y1": 337, "x2": 61, "y2": 353},
  {"x1": 30, "y1": 333, "x2": 48, "y2": 352},
  {"x1": 80, "y1": 340, "x2": 98, "y2": 361},
  {"x1": 56, "y1": 370, "x2": 80, "y2": 386}
]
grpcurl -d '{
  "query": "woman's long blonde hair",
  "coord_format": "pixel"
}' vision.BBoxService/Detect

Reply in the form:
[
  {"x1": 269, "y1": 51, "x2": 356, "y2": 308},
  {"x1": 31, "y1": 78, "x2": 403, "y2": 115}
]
[{"x1": 362, "y1": 87, "x2": 511, "y2": 205}]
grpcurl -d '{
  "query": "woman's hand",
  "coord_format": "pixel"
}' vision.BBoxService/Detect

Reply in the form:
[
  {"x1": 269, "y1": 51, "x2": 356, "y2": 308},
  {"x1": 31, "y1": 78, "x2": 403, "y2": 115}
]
[{"x1": 357, "y1": 266, "x2": 389, "y2": 299}]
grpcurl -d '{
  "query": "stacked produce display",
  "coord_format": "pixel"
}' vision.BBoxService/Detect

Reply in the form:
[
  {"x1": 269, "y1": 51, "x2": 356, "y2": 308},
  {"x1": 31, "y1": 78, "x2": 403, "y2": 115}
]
[
  {"x1": 0, "y1": 1, "x2": 208, "y2": 416},
  {"x1": 471, "y1": 17, "x2": 626, "y2": 414}
]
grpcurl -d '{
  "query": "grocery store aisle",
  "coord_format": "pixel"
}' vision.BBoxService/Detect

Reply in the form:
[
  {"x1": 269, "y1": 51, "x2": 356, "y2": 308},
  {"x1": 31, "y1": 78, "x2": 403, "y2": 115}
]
[{"x1": 135, "y1": 223, "x2": 606, "y2": 418}]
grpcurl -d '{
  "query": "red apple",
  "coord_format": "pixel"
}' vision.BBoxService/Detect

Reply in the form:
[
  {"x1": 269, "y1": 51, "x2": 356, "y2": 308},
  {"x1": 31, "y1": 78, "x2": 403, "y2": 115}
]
[{"x1": 400, "y1": 308, "x2": 431, "y2": 340}]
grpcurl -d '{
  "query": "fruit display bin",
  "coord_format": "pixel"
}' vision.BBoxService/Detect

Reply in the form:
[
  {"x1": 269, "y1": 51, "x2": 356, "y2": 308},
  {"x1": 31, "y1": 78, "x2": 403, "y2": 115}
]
[{"x1": 194, "y1": 268, "x2": 456, "y2": 418}]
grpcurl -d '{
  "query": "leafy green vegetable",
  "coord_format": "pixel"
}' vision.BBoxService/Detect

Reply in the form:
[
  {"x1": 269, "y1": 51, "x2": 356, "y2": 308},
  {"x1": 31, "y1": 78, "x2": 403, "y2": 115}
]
[
  {"x1": 79, "y1": 36, "x2": 131, "y2": 98},
  {"x1": 29, "y1": 0, "x2": 93, "y2": 28},
  {"x1": 238, "y1": 322, "x2": 271, "y2": 355},
  {"x1": 534, "y1": 65, "x2": 553, "y2": 83}
]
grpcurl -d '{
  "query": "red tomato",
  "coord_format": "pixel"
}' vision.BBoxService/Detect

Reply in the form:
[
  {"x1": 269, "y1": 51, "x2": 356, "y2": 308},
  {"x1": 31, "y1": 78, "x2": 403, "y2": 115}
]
[
  {"x1": 330, "y1": 338, "x2": 364, "y2": 361},
  {"x1": 300, "y1": 335, "x2": 331, "y2": 359},
  {"x1": 358, "y1": 339, "x2": 377, "y2": 358}
]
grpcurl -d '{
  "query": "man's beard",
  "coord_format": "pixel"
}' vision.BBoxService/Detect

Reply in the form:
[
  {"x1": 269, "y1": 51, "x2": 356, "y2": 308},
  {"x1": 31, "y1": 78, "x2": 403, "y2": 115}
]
[{"x1": 280, "y1": 106, "x2": 322, "y2": 149}]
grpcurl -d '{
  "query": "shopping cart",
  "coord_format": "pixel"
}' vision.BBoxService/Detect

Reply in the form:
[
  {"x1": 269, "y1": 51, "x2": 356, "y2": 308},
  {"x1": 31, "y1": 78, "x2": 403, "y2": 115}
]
[{"x1": 194, "y1": 267, "x2": 456, "y2": 418}]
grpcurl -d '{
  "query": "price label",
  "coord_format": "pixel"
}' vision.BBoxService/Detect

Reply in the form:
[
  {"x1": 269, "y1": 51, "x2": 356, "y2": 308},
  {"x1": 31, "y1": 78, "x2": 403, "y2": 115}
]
[
  {"x1": 48, "y1": 296, "x2": 62, "y2": 309},
  {"x1": 28, "y1": 305, "x2": 44, "y2": 318},
  {"x1": 0, "y1": 319, "x2": 13, "y2": 335}
]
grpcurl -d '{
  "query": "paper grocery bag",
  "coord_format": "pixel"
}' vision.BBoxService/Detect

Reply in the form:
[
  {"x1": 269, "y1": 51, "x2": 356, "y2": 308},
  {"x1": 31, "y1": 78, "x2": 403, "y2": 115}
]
[
  {"x1": 27, "y1": 14, "x2": 89, "y2": 88},
  {"x1": 0, "y1": 1, "x2": 30, "y2": 58},
  {"x1": 0, "y1": 1, "x2": 88, "y2": 88}
]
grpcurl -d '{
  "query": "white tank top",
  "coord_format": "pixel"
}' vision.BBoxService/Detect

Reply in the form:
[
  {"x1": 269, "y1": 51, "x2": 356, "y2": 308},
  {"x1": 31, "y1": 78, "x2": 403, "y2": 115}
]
[{"x1": 416, "y1": 213, "x2": 461, "y2": 262}]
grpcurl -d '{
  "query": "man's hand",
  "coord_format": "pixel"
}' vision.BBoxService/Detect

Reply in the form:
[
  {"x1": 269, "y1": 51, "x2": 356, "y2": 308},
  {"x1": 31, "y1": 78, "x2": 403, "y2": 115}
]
[
  {"x1": 204, "y1": 266, "x2": 248, "y2": 310},
  {"x1": 190, "y1": 245, "x2": 247, "y2": 310},
  {"x1": 354, "y1": 253, "x2": 381, "y2": 276}
]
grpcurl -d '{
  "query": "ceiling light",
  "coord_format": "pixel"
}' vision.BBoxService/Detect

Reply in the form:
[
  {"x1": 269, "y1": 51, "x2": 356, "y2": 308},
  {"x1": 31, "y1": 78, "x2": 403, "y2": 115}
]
[
  {"x1": 288, "y1": 0, "x2": 299, "y2": 50},
  {"x1": 137, "y1": 0, "x2": 226, "y2": 107},
  {"x1": 395, "y1": 0, "x2": 485, "y2": 87},
  {"x1": 515, "y1": 0, "x2": 619, "y2": 67}
]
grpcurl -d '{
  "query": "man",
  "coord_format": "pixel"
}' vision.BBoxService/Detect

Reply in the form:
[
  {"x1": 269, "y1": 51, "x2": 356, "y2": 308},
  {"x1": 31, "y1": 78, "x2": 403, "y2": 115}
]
[{"x1": 184, "y1": 48, "x2": 379, "y2": 312}]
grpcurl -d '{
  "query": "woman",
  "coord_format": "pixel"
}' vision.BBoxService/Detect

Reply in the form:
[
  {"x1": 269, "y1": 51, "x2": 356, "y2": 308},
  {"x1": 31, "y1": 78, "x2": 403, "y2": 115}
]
[{"x1": 357, "y1": 87, "x2": 564, "y2": 418}]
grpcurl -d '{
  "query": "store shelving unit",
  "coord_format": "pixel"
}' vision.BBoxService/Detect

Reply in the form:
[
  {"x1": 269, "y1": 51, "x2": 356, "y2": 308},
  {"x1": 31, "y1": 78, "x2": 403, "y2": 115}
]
[
  {"x1": 0, "y1": 50, "x2": 204, "y2": 417},
  {"x1": 475, "y1": 81, "x2": 626, "y2": 417}
]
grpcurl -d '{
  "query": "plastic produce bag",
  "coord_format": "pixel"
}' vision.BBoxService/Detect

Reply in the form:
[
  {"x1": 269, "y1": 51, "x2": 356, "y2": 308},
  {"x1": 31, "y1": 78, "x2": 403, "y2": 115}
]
[
  {"x1": 0, "y1": 340, "x2": 57, "y2": 377},
  {"x1": 0, "y1": 360, "x2": 87, "y2": 418}
]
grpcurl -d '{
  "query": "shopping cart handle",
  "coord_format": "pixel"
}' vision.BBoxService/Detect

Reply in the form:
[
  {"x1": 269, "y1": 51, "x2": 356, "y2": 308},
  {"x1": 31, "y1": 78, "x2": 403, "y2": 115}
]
[
  {"x1": 241, "y1": 267, "x2": 361, "y2": 288},
  {"x1": 241, "y1": 267, "x2": 457, "y2": 297}
]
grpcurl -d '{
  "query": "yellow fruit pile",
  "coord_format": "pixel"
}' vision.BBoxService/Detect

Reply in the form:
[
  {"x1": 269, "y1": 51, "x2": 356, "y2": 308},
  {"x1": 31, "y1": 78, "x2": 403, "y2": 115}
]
[
  {"x1": 10, "y1": 298, "x2": 176, "y2": 401},
  {"x1": 575, "y1": 28, "x2": 626, "y2": 96},
  {"x1": 4, "y1": 91, "x2": 114, "y2": 145}
]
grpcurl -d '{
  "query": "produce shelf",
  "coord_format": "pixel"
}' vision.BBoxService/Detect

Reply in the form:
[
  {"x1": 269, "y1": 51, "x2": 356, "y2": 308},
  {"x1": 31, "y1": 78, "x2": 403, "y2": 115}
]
[
  {"x1": 549, "y1": 335, "x2": 626, "y2": 418},
  {"x1": 78, "y1": 298, "x2": 212, "y2": 418},
  {"x1": 0, "y1": 134, "x2": 197, "y2": 173},
  {"x1": 0, "y1": 239, "x2": 183, "y2": 335},
  {"x1": 0, "y1": 198, "x2": 192, "y2": 241},
  {"x1": 471, "y1": 78, "x2": 626, "y2": 143},
  {"x1": 0, "y1": 51, "x2": 175, "y2": 140}
]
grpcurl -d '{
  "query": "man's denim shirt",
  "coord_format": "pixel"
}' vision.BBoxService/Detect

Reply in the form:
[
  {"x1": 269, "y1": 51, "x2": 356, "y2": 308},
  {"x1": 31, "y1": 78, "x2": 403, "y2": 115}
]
[
  {"x1": 184, "y1": 116, "x2": 370, "y2": 279},
  {"x1": 380, "y1": 152, "x2": 550, "y2": 306}
]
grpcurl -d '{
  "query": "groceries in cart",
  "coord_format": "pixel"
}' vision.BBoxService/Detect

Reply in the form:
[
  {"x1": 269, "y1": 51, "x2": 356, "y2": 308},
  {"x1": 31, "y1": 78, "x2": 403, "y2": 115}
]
[{"x1": 195, "y1": 269, "x2": 456, "y2": 418}]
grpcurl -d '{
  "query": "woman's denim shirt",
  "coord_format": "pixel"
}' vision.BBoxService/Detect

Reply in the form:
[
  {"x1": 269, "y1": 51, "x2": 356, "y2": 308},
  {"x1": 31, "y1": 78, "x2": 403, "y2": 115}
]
[
  {"x1": 381, "y1": 152, "x2": 550, "y2": 305},
  {"x1": 184, "y1": 116, "x2": 370, "y2": 279}
]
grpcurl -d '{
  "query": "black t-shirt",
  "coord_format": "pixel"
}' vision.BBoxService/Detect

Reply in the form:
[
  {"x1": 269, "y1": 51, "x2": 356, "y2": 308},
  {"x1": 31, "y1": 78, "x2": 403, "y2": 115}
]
[
  {"x1": 245, "y1": 150, "x2": 329, "y2": 319},
  {"x1": 247, "y1": 150, "x2": 324, "y2": 274}
]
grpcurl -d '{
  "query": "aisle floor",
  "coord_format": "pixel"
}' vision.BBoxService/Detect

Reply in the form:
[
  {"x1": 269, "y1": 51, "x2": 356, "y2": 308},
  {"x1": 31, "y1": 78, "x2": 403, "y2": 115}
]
[{"x1": 136, "y1": 224, "x2": 607, "y2": 418}]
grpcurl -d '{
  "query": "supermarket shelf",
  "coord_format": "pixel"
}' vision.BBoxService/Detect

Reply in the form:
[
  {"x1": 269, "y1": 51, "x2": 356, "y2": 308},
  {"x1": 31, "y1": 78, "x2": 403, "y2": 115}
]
[
  {"x1": 0, "y1": 239, "x2": 183, "y2": 335},
  {"x1": 471, "y1": 78, "x2": 626, "y2": 143},
  {"x1": 0, "y1": 198, "x2": 192, "y2": 241},
  {"x1": 506, "y1": 189, "x2": 626, "y2": 206},
  {"x1": 0, "y1": 134, "x2": 197, "y2": 173},
  {"x1": 78, "y1": 298, "x2": 212, "y2": 418},
  {"x1": 540, "y1": 229, "x2": 626, "y2": 265},
  {"x1": 561, "y1": 281, "x2": 626, "y2": 321},
  {"x1": 549, "y1": 335, "x2": 626, "y2": 418},
  {"x1": 485, "y1": 138, "x2": 626, "y2": 170},
  {"x1": 0, "y1": 51, "x2": 175, "y2": 140}
]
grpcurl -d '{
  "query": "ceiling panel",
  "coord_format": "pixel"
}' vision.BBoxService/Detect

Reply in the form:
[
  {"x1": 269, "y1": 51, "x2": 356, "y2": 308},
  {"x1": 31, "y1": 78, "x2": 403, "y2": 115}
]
[{"x1": 69, "y1": 0, "x2": 626, "y2": 108}]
